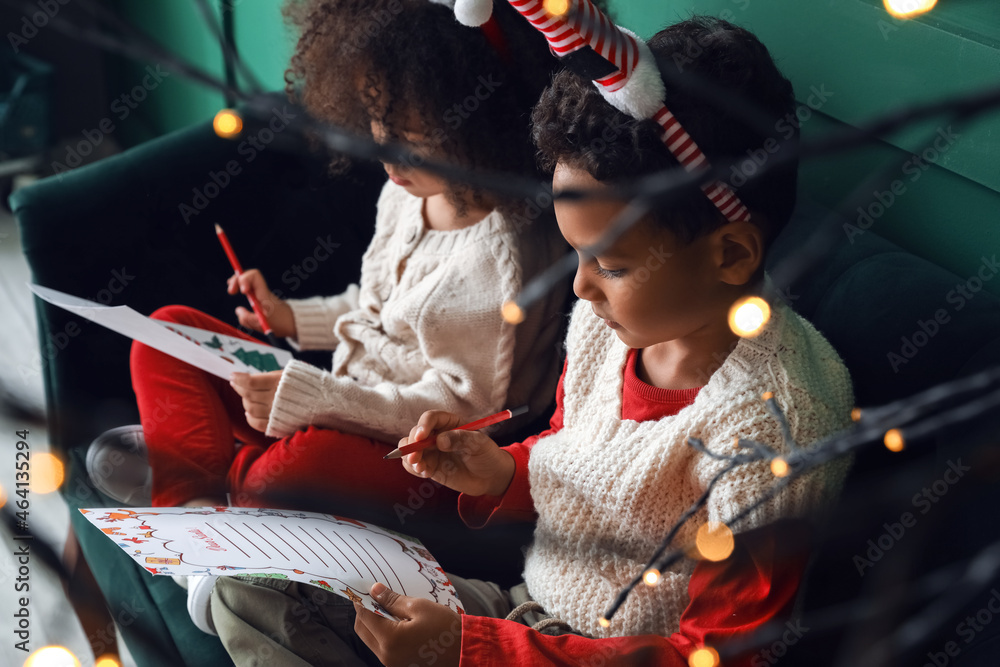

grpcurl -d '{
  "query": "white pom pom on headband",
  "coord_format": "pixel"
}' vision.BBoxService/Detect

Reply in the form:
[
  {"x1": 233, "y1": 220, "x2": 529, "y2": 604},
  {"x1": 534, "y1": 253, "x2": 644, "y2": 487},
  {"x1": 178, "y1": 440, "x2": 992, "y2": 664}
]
[
  {"x1": 428, "y1": 0, "x2": 495, "y2": 27},
  {"x1": 435, "y1": 0, "x2": 751, "y2": 224}
]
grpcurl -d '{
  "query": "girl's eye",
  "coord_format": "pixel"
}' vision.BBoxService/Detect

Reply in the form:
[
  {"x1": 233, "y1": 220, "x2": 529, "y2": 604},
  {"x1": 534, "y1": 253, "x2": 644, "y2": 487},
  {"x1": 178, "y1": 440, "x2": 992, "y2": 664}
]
[{"x1": 594, "y1": 265, "x2": 626, "y2": 279}]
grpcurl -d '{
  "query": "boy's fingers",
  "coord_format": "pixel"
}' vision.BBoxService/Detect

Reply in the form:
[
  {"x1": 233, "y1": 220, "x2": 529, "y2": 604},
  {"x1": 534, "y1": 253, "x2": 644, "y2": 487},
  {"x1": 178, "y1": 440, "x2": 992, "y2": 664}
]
[
  {"x1": 371, "y1": 583, "x2": 409, "y2": 616},
  {"x1": 353, "y1": 605, "x2": 390, "y2": 659},
  {"x1": 435, "y1": 431, "x2": 469, "y2": 453},
  {"x1": 416, "y1": 411, "x2": 461, "y2": 439}
]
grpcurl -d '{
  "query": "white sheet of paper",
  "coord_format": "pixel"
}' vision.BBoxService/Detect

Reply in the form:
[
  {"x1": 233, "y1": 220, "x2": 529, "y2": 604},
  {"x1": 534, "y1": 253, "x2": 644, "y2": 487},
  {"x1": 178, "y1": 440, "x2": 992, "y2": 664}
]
[
  {"x1": 80, "y1": 506, "x2": 464, "y2": 619},
  {"x1": 29, "y1": 284, "x2": 293, "y2": 379}
]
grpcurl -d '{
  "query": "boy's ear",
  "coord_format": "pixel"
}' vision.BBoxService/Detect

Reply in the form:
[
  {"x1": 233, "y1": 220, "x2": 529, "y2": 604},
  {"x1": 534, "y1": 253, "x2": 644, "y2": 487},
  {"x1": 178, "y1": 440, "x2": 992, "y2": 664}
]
[{"x1": 711, "y1": 221, "x2": 764, "y2": 286}]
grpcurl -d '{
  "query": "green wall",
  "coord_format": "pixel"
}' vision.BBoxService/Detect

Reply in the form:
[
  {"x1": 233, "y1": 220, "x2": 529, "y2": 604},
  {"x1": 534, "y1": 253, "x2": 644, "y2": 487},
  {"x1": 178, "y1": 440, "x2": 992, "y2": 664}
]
[
  {"x1": 110, "y1": 0, "x2": 999, "y2": 293},
  {"x1": 110, "y1": 0, "x2": 291, "y2": 143},
  {"x1": 613, "y1": 0, "x2": 1000, "y2": 294}
]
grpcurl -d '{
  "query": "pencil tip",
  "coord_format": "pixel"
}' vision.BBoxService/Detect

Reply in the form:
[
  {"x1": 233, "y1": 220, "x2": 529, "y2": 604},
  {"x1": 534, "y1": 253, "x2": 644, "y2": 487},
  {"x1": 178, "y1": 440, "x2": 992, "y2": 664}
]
[
  {"x1": 384, "y1": 450, "x2": 401, "y2": 460},
  {"x1": 510, "y1": 405, "x2": 529, "y2": 418},
  {"x1": 214, "y1": 223, "x2": 223, "y2": 233}
]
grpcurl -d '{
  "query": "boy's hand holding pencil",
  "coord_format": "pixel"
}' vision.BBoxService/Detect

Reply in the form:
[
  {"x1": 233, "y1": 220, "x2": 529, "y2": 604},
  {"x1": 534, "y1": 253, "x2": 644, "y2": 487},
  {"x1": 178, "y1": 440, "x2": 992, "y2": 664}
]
[{"x1": 396, "y1": 410, "x2": 517, "y2": 498}]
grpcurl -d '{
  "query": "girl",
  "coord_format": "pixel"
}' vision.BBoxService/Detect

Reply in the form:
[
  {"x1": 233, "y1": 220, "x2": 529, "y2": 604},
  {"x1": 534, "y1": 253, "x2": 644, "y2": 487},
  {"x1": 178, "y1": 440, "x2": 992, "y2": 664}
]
[{"x1": 90, "y1": 0, "x2": 568, "y2": 568}]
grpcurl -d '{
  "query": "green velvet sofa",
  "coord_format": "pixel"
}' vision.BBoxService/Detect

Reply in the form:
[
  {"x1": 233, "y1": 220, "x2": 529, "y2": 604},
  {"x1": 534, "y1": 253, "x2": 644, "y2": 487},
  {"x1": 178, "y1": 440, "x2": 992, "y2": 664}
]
[{"x1": 12, "y1": 113, "x2": 1000, "y2": 664}]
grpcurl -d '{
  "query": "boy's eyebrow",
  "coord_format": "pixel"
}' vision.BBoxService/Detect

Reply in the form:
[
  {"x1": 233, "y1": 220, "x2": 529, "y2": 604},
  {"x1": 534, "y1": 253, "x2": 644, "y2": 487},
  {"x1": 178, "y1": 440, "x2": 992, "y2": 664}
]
[{"x1": 563, "y1": 236, "x2": 632, "y2": 261}]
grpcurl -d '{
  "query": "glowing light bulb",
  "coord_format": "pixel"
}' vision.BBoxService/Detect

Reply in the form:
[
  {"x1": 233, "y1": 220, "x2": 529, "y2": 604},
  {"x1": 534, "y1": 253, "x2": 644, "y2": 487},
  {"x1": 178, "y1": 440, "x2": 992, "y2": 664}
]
[
  {"x1": 884, "y1": 428, "x2": 905, "y2": 452},
  {"x1": 643, "y1": 568, "x2": 661, "y2": 586},
  {"x1": 24, "y1": 646, "x2": 81, "y2": 667},
  {"x1": 0, "y1": 483, "x2": 6, "y2": 508},
  {"x1": 213, "y1": 109, "x2": 243, "y2": 139},
  {"x1": 851, "y1": 407, "x2": 862, "y2": 422},
  {"x1": 770, "y1": 457, "x2": 789, "y2": 477},
  {"x1": 732, "y1": 437, "x2": 741, "y2": 450},
  {"x1": 501, "y1": 301, "x2": 525, "y2": 325},
  {"x1": 728, "y1": 296, "x2": 770, "y2": 338},
  {"x1": 884, "y1": 0, "x2": 937, "y2": 19},
  {"x1": 95, "y1": 656, "x2": 121, "y2": 667},
  {"x1": 544, "y1": 0, "x2": 571, "y2": 17},
  {"x1": 29, "y1": 453, "x2": 64, "y2": 494},
  {"x1": 688, "y1": 646, "x2": 720, "y2": 667},
  {"x1": 598, "y1": 616, "x2": 611, "y2": 628},
  {"x1": 762, "y1": 391, "x2": 774, "y2": 401},
  {"x1": 695, "y1": 522, "x2": 734, "y2": 562}
]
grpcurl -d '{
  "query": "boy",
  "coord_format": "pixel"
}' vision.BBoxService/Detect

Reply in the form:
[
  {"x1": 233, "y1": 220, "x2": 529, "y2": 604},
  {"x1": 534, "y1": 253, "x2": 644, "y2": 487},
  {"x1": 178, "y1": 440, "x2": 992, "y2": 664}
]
[{"x1": 213, "y1": 15, "x2": 853, "y2": 666}]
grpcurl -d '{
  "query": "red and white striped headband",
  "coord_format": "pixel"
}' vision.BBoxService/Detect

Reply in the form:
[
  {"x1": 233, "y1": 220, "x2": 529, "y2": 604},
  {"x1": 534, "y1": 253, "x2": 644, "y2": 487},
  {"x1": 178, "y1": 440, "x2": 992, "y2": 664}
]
[{"x1": 436, "y1": 0, "x2": 752, "y2": 225}]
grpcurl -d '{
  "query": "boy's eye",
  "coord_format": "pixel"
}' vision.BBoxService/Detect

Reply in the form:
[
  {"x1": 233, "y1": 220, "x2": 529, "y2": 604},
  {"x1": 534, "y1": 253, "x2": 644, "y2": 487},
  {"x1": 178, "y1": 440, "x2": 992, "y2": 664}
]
[{"x1": 594, "y1": 264, "x2": 627, "y2": 279}]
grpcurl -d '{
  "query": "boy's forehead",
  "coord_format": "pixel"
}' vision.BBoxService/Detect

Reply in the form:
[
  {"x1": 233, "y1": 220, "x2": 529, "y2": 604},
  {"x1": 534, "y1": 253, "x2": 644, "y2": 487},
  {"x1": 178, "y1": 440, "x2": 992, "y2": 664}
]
[{"x1": 553, "y1": 164, "x2": 650, "y2": 254}]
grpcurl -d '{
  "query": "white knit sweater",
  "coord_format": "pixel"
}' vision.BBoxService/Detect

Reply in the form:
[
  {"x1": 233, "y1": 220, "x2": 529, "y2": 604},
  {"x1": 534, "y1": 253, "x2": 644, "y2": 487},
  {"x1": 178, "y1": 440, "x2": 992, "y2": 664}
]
[
  {"x1": 523, "y1": 298, "x2": 854, "y2": 639},
  {"x1": 266, "y1": 181, "x2": 568, "y2": 442}
]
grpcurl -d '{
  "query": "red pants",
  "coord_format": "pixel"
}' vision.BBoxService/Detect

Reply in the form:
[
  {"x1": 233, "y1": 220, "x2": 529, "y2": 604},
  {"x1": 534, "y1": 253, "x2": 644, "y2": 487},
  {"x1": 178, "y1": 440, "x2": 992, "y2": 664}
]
[{"x1": 131, "y1": 305, "x2": 457, "y2": 516}]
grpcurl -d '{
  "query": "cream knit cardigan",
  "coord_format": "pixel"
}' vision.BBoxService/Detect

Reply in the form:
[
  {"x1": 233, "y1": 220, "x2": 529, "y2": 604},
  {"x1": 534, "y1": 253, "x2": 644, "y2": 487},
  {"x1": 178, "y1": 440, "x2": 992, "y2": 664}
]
[
  {"x1": 523, "y1": 298, "x2": 854, "y2": 639},
  {"x1": 266, "y1": 182, "x2": 567, "y2": 442}
]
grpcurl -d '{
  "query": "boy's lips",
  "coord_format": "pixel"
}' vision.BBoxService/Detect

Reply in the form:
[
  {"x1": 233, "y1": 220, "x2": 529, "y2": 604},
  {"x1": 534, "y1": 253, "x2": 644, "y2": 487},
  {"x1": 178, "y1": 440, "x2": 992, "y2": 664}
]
[
  {"x1": 593, "y1": 308, "x2": 620, "y2": 329},
  {"x1": 388, "y1": 174, "x2": 412, "y2": 187}
]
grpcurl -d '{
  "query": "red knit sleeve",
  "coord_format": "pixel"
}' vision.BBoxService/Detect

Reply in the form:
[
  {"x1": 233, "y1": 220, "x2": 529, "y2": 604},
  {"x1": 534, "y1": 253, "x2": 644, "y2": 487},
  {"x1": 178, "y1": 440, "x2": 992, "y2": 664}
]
[
  {"x1": 457, "y1": 360, "x2": 567, "y2": 528},
  {"x1": 458, "y1": 520, "x2": 811, "y2": 667}
]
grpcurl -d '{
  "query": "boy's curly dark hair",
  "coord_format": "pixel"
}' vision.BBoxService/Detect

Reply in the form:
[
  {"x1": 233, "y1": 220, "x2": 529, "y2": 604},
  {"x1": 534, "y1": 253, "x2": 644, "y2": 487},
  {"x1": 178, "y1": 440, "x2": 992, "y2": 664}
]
[
  {"x1": 283, "y1": 0, "x2": 560, "y2": 214},
  {"x1": 532, "y1": 16, "x2": 798, "y2": 245}
]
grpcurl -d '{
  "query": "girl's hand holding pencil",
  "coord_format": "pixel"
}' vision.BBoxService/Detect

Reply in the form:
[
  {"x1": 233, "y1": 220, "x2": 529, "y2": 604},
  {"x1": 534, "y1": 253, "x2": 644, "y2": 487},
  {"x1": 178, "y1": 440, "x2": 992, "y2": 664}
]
[
  {"x1": 226, "y1": 269, "x2": 296, "y2": 338},
  {"x1": 397, "y1": 410, "x2": 517, "y2": 498}
]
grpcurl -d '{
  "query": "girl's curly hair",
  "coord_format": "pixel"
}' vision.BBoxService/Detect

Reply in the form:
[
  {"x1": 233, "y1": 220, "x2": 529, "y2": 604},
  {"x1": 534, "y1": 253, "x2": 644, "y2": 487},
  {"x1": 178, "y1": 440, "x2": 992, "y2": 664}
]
[
  {"x1": 532, "y1": 16, "x2": 798, "y2": 245},
  {"x1": 284, "y1": 0, "x2": 561, "y2": 214}
]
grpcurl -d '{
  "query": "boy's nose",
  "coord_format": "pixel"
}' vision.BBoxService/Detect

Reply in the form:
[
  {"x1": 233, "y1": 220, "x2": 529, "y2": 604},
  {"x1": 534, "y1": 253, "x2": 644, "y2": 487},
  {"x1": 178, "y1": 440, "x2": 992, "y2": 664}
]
[{"x1": 572, "y1": 265, "x2": 600, "y2": 302}]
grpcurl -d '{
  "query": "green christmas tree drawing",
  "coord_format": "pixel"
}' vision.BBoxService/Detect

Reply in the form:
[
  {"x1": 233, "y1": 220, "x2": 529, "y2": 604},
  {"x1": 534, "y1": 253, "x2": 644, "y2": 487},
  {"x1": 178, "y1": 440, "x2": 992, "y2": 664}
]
[{"x1": 232, "y1": 347, "x2": 282, "y2": 372}]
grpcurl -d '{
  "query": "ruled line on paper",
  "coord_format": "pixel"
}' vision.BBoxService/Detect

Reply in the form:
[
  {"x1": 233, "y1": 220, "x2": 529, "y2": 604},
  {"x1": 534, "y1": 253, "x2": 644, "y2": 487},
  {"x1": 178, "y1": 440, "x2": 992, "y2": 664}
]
[
  {"x1": 317, "y1": 529, "x2": 363, "y2": 577},
  {"x1": 204, "y1": 524, "x2": 251, "y2": 558},
  {"x1": 243, "y1": 522, "x2": 290, "y2": 561},
  {"x1": 353, "y1": 534, "x2": 390, "y2": 589},
  {"x1": 367, "y1": 537, "x2": 406, "y2": 595},
  {"x1": 286, "y1": 525, "x2": 327, "y2": 568},
  {"x1": 336, "y1": 531, "x2": 377, "y2": 581},
  {"x1": 266, "y1": 524, "x2": 306, "y2": 561},
  {"x1": 222, "y1": 521, "x2": 271, "y2": 558}
]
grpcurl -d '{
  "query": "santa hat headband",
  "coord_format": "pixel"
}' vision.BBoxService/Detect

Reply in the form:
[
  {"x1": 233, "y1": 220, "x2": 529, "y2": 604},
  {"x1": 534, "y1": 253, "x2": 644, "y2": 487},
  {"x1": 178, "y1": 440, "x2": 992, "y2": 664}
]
[{"x1": 437, "y1": 0, "x2": 751, "y2": 225}]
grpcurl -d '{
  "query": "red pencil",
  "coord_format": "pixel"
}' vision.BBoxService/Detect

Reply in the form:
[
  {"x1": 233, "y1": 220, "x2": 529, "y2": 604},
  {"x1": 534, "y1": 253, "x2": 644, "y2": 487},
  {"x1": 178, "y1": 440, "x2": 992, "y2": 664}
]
[
  {"x1": 383, "y1": 406, "x2": 529, "y2": 460},
  {"x1": 215, "y1": 224, "x2": 274, "y2": 336}
]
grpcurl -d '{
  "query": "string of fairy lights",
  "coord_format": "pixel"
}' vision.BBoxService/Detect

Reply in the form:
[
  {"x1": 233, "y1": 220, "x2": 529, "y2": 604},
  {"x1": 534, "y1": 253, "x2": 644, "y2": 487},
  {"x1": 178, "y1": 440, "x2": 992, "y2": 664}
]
[{"x1": 2, "y1": 0, "x2": 998, "y2": 665}]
